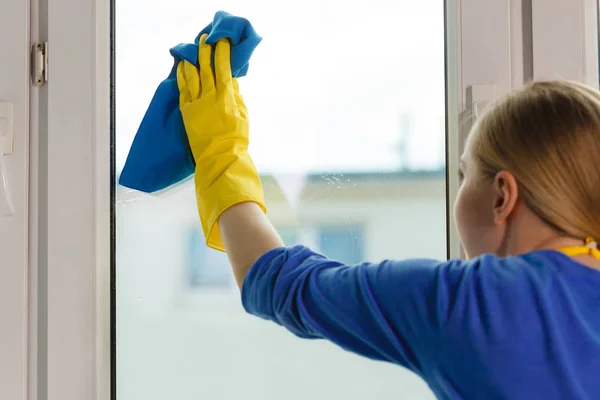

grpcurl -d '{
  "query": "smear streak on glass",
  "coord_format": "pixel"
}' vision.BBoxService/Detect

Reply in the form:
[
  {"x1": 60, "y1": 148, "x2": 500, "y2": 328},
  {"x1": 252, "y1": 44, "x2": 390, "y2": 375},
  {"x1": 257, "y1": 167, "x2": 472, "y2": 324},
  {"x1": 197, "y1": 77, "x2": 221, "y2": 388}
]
[{"x1": 116, "y1": 1, "x2": 445, "y2": 399}]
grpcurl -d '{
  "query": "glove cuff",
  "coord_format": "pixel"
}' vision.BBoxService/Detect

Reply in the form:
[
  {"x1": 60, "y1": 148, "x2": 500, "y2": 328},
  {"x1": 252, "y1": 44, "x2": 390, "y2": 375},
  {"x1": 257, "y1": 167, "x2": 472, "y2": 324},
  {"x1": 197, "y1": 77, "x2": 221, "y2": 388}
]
[{"x1": 194, "y1": 152, "x2": 266, "y2": 252}]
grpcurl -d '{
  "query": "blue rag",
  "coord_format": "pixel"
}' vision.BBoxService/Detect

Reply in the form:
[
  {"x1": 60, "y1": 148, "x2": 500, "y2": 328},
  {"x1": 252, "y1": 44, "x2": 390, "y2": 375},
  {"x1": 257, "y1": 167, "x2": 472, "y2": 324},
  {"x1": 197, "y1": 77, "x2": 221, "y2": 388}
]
[{"x1": 118, "y1": 11, "x2": 262, "y2": 193}]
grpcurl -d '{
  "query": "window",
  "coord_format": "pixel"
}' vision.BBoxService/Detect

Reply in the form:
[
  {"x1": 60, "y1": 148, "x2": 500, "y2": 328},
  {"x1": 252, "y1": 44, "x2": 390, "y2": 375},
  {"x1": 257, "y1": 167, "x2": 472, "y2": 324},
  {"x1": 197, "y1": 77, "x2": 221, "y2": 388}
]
[
  {"x1": 277, "y1": 227, "x2": 299, "y2": 246},
  {"x1": 18, "y1": 0, "x2": 597, "y2": 398},
  {"x1": 186, "y1": 227, "x2": 231, "y2": 288},
  {"x1": 115, "y1": 2, "x2": 445, "y2": 399},
  {"x1": 318, "y1": 225, "x2": 365, "y2": 264}
]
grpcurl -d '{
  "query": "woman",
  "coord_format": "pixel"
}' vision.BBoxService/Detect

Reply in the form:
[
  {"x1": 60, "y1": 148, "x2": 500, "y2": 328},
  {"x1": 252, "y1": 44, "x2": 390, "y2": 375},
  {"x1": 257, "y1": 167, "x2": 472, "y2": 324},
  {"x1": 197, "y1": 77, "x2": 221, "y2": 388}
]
[{"x1": 176, "y1": 35, "x2": 600, "y2": 399}]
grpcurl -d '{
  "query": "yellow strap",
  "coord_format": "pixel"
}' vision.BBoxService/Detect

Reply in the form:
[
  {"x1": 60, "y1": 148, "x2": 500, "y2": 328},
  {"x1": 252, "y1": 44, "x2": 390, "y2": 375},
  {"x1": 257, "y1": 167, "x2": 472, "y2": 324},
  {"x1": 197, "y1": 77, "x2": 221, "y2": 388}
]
[{"x1": 557, "y1": 237, "x2": 600, "y2": 260}]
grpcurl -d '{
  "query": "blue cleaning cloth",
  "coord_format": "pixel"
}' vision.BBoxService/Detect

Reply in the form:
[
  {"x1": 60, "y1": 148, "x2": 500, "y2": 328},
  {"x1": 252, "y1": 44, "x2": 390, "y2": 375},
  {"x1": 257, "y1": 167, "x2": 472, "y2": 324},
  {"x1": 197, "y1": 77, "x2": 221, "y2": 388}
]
[{"x1": 118, "y1": 11, "x2": 262, "y2": 193}]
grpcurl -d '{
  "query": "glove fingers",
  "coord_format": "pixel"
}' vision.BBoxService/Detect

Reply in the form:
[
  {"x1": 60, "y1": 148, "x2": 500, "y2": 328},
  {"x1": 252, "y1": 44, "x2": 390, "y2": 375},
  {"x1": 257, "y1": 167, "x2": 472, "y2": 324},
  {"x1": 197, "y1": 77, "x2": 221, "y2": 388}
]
[
  {"x1": 232, "y1": 78, "x2": 248, "y2": 118},
  {"x1": 183, "y1": 60, "x2": 201, "y2": 101},
  {"x1": 198, "y1": 34, "x2": 215, "y2": 94},
  {"x1": 176, "y1": 61, "x2": 190, "y2": 108},
  {"x1": 215, "y1": 39, "x2": 233, "y2": 90}
]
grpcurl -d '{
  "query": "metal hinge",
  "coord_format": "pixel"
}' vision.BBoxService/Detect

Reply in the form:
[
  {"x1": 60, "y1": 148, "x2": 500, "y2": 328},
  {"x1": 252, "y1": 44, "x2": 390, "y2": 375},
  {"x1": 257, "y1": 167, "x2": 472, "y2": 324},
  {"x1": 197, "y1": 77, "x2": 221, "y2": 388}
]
[{"x1": 32, "y1": 42, "x2": 48, "y2": 86}]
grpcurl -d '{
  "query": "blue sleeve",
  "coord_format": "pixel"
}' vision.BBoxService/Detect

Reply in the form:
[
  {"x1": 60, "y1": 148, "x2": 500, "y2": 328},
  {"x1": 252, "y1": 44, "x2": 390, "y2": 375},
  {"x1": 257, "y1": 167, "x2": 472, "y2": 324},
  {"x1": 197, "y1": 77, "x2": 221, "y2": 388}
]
[{"x1": 241, "y1": 245, "x2": 467, "y2": 376}]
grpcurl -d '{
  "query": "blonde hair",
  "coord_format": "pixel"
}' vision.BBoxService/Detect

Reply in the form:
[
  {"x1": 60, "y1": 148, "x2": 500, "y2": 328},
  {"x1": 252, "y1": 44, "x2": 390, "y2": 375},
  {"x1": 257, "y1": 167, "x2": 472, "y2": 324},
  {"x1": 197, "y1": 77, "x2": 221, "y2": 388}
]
[{"x1": 471, "y1": 80, "x2": 600, "y2": 241}]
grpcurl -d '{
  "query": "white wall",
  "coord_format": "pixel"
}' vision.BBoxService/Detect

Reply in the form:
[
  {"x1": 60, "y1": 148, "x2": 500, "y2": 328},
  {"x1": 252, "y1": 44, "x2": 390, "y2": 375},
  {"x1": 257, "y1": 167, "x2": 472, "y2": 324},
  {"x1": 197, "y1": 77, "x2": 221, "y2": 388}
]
[{"x1": 0, "y1": 2, "x2": 30, "y2": 400}]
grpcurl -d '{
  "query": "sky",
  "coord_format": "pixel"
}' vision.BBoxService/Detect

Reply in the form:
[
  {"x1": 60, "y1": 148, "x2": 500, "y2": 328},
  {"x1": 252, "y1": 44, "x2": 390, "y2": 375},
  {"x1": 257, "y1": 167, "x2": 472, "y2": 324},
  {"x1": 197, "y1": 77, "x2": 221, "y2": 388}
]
[{"x1": 116, "y1": 0, "x2": 446, "y2": 175}]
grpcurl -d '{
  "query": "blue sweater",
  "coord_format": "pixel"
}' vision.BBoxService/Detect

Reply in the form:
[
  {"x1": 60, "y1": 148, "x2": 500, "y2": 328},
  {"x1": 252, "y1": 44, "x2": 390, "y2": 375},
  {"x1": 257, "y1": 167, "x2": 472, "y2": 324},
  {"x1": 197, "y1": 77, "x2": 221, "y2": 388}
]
[{"x1": 241, "y1": 246, "x2": 600, "y2": 399}]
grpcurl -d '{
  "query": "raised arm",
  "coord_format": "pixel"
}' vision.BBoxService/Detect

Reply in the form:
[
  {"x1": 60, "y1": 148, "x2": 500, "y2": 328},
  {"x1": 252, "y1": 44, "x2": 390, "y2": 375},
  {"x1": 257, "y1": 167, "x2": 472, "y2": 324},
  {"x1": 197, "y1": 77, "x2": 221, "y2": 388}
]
[
  {"x1": 177, "y1": 34, "x2": 478, "y2": 379},
  {"x1": 176, "y1": 33, "x2": 284, "y2": 286},
  {"x1": 219, "y1": 201, "x2": 284, "y2": 287},
  {"x1": 239, "y1": 242, "x2": 466, "y2": 375}
]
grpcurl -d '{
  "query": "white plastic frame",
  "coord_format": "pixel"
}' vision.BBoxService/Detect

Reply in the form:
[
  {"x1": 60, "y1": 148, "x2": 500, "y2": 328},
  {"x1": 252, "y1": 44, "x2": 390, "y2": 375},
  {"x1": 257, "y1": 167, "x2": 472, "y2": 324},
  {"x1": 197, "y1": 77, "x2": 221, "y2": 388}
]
[
  {"x1": 26, "y1": 0, "x2": 112, "y2": 399},
  {"x1": 9, "y1": 0, "x2": 597, "y2": 399},
  {"x1": 531, "y1": 0, "x2": 599, "y2": 87}
]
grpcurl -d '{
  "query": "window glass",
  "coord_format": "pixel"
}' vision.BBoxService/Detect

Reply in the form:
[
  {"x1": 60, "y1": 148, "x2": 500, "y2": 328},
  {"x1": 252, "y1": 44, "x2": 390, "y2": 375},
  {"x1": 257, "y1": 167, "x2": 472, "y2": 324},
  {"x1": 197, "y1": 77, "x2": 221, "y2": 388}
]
[
  {"x1": 318, "y1": 225, "x2": 365, "y2": 264},
  {"x1": 116, "y1": 1, "x2": 446, "y2": 399},
  {"x1": 186, "y1": 227, "x2": 231, "y2": 288},
  {"x1": 278, "y1": 227, "x2": 299, "y2": 246}
]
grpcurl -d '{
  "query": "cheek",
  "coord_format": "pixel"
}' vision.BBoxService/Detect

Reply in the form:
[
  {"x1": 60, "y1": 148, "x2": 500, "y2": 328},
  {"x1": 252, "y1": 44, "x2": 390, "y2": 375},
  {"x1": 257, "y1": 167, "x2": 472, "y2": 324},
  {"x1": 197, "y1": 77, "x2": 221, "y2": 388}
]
[
  {"x1": 454, "y1": 181, "x2": 495, "y2": 257},
  {"x1": 454, "y1": 184, "x2": 472, "y2": 246}
]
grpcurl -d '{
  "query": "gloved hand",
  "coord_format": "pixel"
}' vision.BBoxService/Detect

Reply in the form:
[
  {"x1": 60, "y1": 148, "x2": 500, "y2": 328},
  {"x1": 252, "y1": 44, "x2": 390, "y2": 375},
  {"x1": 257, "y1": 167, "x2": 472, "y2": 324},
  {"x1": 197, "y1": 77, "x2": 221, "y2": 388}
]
[{"x1": 177, "y1": 33, "x2": 266, "y2": 252}]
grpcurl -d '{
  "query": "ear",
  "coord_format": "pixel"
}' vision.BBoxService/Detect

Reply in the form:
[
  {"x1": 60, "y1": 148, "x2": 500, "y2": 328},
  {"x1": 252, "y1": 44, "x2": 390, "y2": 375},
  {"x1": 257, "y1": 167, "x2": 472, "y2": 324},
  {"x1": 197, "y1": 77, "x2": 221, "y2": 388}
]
[{"x1": 492, "y1": 171, "x2": 519, "y2": 224}]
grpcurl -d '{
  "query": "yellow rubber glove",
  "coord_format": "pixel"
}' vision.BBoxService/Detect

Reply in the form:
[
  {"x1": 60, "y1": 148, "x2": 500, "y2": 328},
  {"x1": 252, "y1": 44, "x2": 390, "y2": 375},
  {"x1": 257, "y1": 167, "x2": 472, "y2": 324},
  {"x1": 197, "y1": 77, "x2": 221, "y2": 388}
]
[{"x1": 177, "y1": 34, "x2": 266, "y2": 252}]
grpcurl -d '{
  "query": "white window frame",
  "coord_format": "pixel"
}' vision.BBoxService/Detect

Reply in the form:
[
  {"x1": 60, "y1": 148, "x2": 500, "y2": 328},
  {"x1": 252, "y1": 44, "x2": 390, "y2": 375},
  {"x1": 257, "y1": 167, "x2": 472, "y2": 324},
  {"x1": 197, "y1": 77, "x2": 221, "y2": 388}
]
[
  {"x1": 24, "y1": 0, "x2": 113, "y2": 399},
  {"x1": 2, "y1": 0, "x2": 595, "y2": 399}
]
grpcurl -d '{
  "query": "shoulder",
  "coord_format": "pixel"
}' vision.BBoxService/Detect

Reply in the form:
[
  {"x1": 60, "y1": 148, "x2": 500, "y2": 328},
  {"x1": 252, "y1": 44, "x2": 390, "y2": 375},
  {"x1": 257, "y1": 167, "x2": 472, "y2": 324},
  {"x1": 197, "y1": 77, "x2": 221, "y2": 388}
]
[{"x1": 437, "y1": 251, "x2": 569, "y2": 331}]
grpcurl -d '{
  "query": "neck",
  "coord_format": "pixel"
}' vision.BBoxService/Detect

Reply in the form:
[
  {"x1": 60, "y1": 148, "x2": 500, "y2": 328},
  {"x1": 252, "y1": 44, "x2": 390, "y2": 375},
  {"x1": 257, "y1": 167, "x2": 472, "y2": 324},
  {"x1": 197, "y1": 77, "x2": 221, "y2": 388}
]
[
  {"x1": 498, "y1": 217, "x2": 584, "y2": 256},
  {"x1": 531, "y1": 235, "x2": 584, "y2": 252}
]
